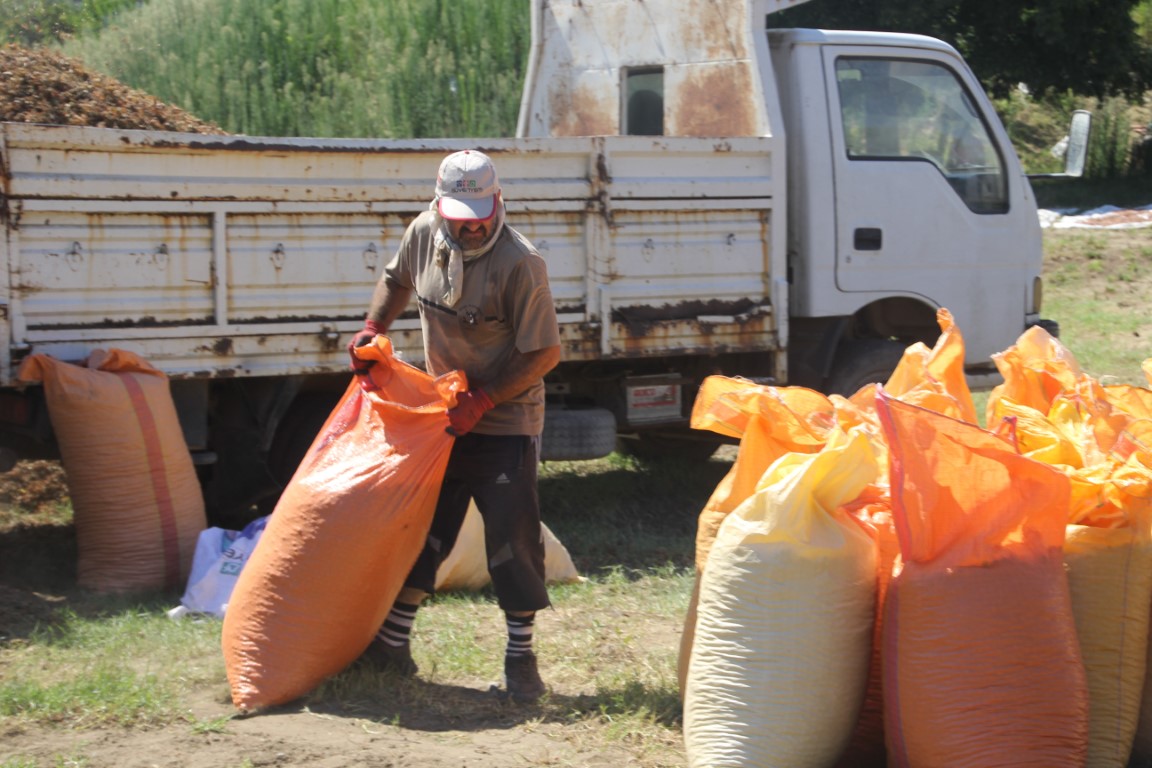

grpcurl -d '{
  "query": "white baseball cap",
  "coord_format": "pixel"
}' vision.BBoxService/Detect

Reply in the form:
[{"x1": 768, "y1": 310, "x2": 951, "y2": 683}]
[{"x1": 435, "y1": 150, "x2": 500, "y2": 221}]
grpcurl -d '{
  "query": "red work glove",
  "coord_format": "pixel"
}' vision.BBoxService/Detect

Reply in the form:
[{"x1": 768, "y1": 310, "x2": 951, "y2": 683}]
[
  {"x1": 348, "y1": 319, "x2": 381, "y2": 376},
  {"x1": 446, "y1": 389, "x2": 494, "y2": 436}
]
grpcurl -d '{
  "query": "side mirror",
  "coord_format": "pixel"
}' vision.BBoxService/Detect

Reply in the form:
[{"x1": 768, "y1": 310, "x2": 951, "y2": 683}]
[
  {"x1": 1062, "y1": 110, "x2": 1091, "y2": 178},
  {"x1": 1028, "y1": 109, "x2": 1092, "y2": 179}
]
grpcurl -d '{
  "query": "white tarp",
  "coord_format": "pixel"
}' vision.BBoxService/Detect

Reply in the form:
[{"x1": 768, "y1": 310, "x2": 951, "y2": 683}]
[{"x1": 1039, "y1": 203, "x2": 1152, "y2": 230}]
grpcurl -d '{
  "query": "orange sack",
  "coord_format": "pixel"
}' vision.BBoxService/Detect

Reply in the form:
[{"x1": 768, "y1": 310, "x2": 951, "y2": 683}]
[
  {"x1": 877, "y1": 392, "x2": 1088, "y2": 768},
  {"x1": 16, "y1": 349, "x2": 205, "y2": 593},
  {"x1": 222, "y1": 337, "x2": 462, "y2": 711}
]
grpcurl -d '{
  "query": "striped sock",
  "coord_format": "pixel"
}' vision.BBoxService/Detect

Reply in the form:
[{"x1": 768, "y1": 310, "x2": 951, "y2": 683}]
[
  {"x1": 505, "y1": 612, "x2": 536, "y2": 658},
  {"x1": 376, "y1": 601, "x2": 420, "y2": 647}
]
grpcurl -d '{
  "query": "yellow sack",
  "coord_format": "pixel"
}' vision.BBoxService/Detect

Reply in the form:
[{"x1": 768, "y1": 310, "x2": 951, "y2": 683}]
[
  {"x1": 689, "y1": 377, "x2": 835, "y2": 572},
  {"x1": 16, "y1": 350, "x2": 205, "y2": 593},
  {"x1": 986, "y1": 324, "x2": 1084, "y2": 426},
  {"x1": 683, "y1": 429, "x2": 880, "y2": 768},
  {"x1": 988, "y1": 396, "x2": 1085, "y2": 468},
  {"x1": 679, "y1": 378, "x2": 834, "y2": 694},
  {"x1": 1065, "y1": 523, "x2": 1152, "y2": 768}
]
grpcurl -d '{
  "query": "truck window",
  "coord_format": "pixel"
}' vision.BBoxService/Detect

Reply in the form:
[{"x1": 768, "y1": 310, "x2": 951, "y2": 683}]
[
  {"x1": 835, "y1": 57, "x2": 1007, "y2": 214},
  {"x1": 625, "y1": 67, "x2": 664, "y2": 136}
]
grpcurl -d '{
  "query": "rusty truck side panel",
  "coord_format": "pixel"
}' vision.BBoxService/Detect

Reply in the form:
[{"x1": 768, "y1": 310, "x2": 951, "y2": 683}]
[{"x1": 0, "y1": 124, "x2": 781, "y2": 385}]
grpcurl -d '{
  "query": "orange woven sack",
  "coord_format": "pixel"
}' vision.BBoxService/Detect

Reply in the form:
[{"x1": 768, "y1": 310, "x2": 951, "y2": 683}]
[
  {"x1": 883, "y1": 308, "x2": 978, "y2": 424},
  {"x1": 877, "y1": 392, "x2": 1088, "y2": 768},
  {"x1": 222, "y1": 337, "x2": 463, "y2": 711},
  {"x1": 16, "y1": 350, "x2": 205, "y2": 593}
]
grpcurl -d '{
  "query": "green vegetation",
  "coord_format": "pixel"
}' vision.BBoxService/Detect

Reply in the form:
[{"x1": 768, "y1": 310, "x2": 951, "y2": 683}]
[
  {"x1": 0, "y1": 600, "x2": 223, "y2": 727},
  {"x1": 3, "y1": 0, "x2": 1151, "y2": 180},
  {"x1": 0, "y1": 0, "x2": 140, "y2": 46},
  {"x1": 58, "y1": 0, "x2": 531, "y2": 138},
  {"x1": 1041, "y1": 228, "x2": 1152, "y2": 385},
  {"x1": 771, "y1": 0, "x2": 1152, "y2": 101}
]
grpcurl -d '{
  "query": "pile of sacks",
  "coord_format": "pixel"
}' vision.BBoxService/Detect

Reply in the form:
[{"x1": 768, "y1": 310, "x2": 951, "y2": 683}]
[{"x1": 681, "y1": 308, "x2": 1152, "y2": 768}]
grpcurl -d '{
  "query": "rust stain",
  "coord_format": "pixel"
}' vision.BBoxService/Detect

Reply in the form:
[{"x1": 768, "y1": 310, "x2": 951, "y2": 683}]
[
  {"x1": 549, "y1": 81, "x2": 617, "y2": 137},
  {"x1": 672, "y1": 63, "x2": 759, "y2": 137},
  {"x1": 613, "y1": 299, "x2": 760, "y2": 330},
  {"x1": 681, "y1": 0, "x2": 748, "y2": 61},
  {"x1": 25, "y1": 315, "x2": 213, "y2": 330},
  {"x1": 210, "y1": 338, "x2": 233, "y2": 355}
]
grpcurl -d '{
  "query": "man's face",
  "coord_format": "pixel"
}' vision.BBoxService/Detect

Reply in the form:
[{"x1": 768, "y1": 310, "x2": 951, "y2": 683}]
[{"x1": 447, "y1": 218, "x2": 491, "y2": 251}]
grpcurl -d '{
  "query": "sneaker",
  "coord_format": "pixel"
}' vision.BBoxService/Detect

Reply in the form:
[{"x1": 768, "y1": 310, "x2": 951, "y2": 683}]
[
  {"x1": 358, "y1": 639, "x2": 419, "y2": 677},
  {"x1": 504, "y1": 652, "x2": 546, "y2": 703}
]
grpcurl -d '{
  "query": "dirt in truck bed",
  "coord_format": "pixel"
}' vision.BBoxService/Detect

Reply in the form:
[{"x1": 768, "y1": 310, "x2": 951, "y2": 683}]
[{"x1": 0, "y1": 43, "x2": 226, "y2": 133}]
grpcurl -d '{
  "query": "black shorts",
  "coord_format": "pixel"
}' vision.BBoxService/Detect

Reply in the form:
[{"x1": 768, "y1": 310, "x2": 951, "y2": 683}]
[{"x1": 404, "y1": 433, "x2": 550, "y2": 612}]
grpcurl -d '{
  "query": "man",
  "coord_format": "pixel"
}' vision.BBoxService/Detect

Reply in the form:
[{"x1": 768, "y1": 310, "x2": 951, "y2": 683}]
[{"x1": 348, "y1": 149, "x2": 561, "y2": 703}]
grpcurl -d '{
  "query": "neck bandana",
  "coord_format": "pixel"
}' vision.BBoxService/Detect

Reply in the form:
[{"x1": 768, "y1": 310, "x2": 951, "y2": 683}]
[{"x1": 430, "y1": 199, "x2": 506, "y2": 307}]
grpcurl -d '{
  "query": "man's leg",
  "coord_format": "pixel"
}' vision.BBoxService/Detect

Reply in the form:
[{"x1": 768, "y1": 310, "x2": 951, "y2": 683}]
[
  {"x1": 361, "y1": 441, "x2": 473, "y2": 675},
  {"x1": 468, "y1": 435, "x2": 550, "y2": 702}
]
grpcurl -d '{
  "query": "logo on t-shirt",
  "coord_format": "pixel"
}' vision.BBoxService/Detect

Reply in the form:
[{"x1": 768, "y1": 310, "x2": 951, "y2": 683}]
[{"x1": 458, "y1": 305, "x2": 482, "y2": 329}]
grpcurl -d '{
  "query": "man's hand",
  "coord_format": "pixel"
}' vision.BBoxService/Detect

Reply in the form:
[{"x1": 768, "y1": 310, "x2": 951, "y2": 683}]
[
  {"x1": 348, "y1": 320, "x2": 382, "y2": 375},
  {"x1": 446, "y1": 389, "x2": 494, "y2": 436}
]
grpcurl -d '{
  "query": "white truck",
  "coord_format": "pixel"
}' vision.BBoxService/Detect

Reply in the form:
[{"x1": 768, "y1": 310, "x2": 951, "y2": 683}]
[{"x1": 0, "y1": 0, "x2": 1077, "y2": 523}]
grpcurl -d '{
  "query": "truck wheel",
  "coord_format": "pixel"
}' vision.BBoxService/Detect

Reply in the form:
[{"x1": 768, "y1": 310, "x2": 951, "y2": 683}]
[
  {"x1": 1030, "y1": 318, "x2": 1060, "y2": 338},
  {"x1": 541, "y1": 407, "x2": 617, "y2": 462},
  {"x1": 823, "y1": 339, "x2": 907, "y2": 397},
  {"x1": 264, "y1": 393, "x2": 341, "y2": 500},
  {"x1": 617, "y1": 430, "x2": 722, "y2": 462}
]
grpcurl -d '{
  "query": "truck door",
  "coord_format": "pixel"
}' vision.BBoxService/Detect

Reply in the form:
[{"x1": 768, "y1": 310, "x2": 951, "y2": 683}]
[{"x1": 825, "y1": 49, "x2": 1034, "y2": 362}]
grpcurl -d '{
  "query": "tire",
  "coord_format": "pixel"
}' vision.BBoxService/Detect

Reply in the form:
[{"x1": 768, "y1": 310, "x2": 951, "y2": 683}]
[
  {"x1": 1030, "y1": 318, "x2": 1060, "y2": 338},
  {"x1": 541, "y1": 407, "x2": 617, "y2": 461},
  {"x1": 265, "y1": 393, "x2": 341, "y2": 490},
  {"x1": 823, "y1": 339, "x2": 907, "y2": 397},
  {"x1": 617, "y1": 429, "x2": 722, "y2": 462}
]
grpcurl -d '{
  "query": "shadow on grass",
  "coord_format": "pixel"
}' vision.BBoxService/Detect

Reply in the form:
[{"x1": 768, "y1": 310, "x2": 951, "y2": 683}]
[{"x1": 294, "y1": 666, "x2": 683, "y2": 733}]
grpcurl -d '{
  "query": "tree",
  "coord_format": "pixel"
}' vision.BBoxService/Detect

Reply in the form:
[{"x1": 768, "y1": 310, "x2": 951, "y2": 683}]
[{"x1": 769, "y1": 0, "x2": 1152, "y2": 99}]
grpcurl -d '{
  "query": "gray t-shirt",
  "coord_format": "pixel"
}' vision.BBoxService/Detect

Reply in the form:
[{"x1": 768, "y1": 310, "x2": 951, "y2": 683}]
[{"x1": 384, "y1": 210, "x2": 559, "y2": 435}]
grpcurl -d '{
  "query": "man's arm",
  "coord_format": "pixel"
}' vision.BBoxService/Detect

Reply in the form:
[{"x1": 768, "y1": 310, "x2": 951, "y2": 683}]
[
  {"x1": 366, "y1": 277, "x2": 413, "y2": 333},
  {"x1": 479, "y1": 345, "x2": 561, "y2": 404}
]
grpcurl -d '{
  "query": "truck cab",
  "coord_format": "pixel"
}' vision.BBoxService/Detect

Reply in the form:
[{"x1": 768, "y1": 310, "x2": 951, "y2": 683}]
[
  {"x1": 517, "y1": 0, "x2": 1049, "y2": 396},
  {"x1": 769, "y1": 28, "x2": 1046, "y2": 390}
]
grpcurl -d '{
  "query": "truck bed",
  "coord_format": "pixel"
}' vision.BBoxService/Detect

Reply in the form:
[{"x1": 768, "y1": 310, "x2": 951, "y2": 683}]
[{"x1": 1, "y1": 122, "x2": 784, "y2": 385}]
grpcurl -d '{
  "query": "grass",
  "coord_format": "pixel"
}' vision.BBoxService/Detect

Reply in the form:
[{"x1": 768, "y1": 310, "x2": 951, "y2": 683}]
[
  {"x1": 0, "y1": 599, "x2": 224, "y2": 728},
  {"x1": 1041, "y1": 228, "x2": 1152, "y2": 384},
  {"x1": 0, "y1": 450, "x2": 730, "y2": 766}
]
